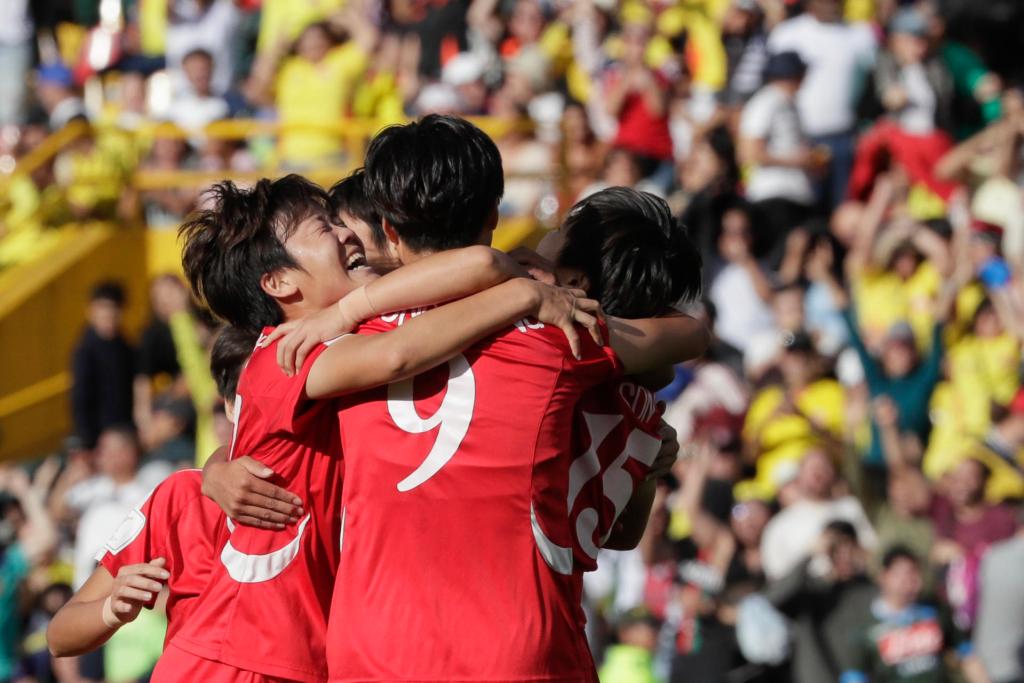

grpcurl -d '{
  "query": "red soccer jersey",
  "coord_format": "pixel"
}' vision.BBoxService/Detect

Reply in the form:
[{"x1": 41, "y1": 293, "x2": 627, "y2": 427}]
[
  {"x1": 327, "y1": 310, "x2": 622, "y2": 682},
  {"x1": 170, "y1": 331, "x2": 343, "y2": 683},
  {"x1": 568, "y1": 381, "x2": 664, "y2": 574},
  {"x1": 564, "y1": 382, "x2": 665, "y2": 683},
  {"x1": 96, "y1": 469, "x2": 221, "y2": 646}
]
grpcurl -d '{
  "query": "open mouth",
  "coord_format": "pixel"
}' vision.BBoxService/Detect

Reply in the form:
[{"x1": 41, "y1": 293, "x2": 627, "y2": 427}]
[{"x1": 345, "y1": 250, "x2": 369, "y2": 271}]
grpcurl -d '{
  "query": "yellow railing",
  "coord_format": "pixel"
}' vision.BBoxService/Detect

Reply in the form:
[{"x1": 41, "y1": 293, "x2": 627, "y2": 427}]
[{"x1": 0, "y1": 116, "x2": 552, "y2": 460}]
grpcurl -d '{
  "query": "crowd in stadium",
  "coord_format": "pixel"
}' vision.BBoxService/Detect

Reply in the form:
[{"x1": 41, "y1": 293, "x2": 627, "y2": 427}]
[{"x1": 2, "y1": 0, "x2": 1024, "y2": 682}]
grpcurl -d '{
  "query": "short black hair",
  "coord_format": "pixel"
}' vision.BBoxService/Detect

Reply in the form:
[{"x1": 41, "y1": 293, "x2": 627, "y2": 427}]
[
  {"x1": 210, "y1": 326, "x2": 258, "y2": 399},
  {"x1": 91, "y1": 280, "x2": 126, "y2": 306},
  {"x1": 179, "y1": 175, "x2": 332, "y2": 333},
  {"x1": 330, "y1": 170, "x2": 385, "y2": 248},
  {"x1": 362, "y1": 115, "x2": 504, "y2": 252},
  {"x1": 556, "y1": 187, "x2": 702, "y2": 318},
  {"x1": 882, "y1": 545, "x2": 920, "y2": 570},
  {"x1": 823, "y1": 519, "x2": 859, "y2": 544}
]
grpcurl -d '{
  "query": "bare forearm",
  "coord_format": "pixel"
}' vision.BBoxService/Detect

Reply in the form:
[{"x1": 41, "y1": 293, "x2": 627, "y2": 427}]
[
  {"x1": 607, "y1": 315, "x2": 710, "y2": 375},
  {"x1": 308, "y1": 279, "x2": 538, "y2": 398},
  {"x1": 48, "y1": 599, "x2": 117, "y2": 657},
  {"x1": 604, "y1": 480, "x2": 656, "y2": 550},
  {"x1": 348, "y1": 246, "x2": 523, "y2": 322}
]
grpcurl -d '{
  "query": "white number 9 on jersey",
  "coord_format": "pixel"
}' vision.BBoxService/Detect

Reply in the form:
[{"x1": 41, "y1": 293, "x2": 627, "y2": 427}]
[{"x1": 387, "y1": 354, "x2": 476, "y2": 492}]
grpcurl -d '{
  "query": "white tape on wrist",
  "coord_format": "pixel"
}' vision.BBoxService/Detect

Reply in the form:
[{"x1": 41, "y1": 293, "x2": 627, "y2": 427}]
[{"x1": 101, "y1": 596, "x2": 123, "y2": 629}]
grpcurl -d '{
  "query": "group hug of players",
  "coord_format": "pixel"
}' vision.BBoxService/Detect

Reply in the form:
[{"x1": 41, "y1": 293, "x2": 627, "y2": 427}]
[{"x1": 44, "y1": 115, "x2": 711, "y2": 682}]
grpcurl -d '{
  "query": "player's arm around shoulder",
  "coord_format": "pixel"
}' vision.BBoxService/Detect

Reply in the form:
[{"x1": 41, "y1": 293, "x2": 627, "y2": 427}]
[
  {"x1": 303, "y1": 278, "x2": 603, "y2": 400},
  {"x1": 606, "y1": 313, "x2": 711, "y2": 376}
]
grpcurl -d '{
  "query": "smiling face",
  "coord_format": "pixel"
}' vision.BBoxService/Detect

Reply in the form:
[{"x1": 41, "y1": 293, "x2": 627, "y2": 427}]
[{"x1": 278, "y1": 215, "x2": 377, "y2": 311}]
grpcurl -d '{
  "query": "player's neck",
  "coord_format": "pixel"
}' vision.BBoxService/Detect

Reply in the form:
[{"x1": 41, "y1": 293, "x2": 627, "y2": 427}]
[{"x1": 398, "y1": 247, "x2": 438, "y2": 265}]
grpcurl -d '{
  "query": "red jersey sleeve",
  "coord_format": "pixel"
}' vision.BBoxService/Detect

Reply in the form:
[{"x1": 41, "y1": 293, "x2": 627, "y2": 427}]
[
  {"x1": 236, "y1": 329, "x2": 333, "y2": 438},
  {"x1": 96, "y1": 471, "x2": 206, "y2": 596},
  {"x1": 564, "y1": 318, "x2": 623, "y2": 387}
]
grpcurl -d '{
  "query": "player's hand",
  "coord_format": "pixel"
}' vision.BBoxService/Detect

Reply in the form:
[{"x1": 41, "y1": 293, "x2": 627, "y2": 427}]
[
  {"x1": 202, "y1": 456, "x2": 303, "y2": 530},
  {"x1": 262, "y1": 303, "x2": 354, "y2": 377},
  {"x1": 646, "y1": 420, "x2": 680, "y2": 481},
  {"x1": 106, "y1": 558, "x2": 170, "y2": 627},
  {"x1": 528, "y1": 281, "x2": 603, "y2": 359}
]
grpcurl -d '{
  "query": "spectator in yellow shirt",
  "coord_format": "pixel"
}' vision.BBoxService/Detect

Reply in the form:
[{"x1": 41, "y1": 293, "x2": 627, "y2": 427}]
[
  {"x1": 743, "y1": 331, "x2": 846, "y2": 497},
  {"x1": 247, "y1": 9, "x2": 377, "y2": 168}
]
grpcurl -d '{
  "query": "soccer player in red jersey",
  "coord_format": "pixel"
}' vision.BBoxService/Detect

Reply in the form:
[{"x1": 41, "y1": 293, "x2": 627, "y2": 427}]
[
  {"x1": 535, "y1": 188, "x2": 705, "y2": 682},
  {"x1": 258, "y1": 116, "x2": 709, "y2": 682},
  {"x1": 47, "y1": 326, "x2": 255, "y2": 658},
  {"x1": 170, "y1": 174, "x2": 597, "y2": 683}
]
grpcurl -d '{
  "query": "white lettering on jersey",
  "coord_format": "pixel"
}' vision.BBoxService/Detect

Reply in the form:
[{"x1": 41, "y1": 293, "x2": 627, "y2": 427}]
[
  {"x1": 514, "y1": 318, "x2": 545, "y2": 333},
  {"x1": 380, "y1": 308, "x2": 427, "y2": 327},
  {"x1": 220, "y1": 513, "x2": 312, "y2": 583},
  {"x1": 388, "y1": 353, "x2": 476, "y2": 492}
]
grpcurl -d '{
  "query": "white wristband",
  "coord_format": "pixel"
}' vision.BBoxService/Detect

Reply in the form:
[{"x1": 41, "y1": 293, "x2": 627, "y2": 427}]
[{"x1": 101, "y1": 596, "x2": 123, "y2": 629}]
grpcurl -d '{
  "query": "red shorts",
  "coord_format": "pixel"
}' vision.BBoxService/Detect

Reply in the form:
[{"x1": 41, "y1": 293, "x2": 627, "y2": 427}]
[{"x1": 152, "y1": 643, "x2": 306, "y2": 683}]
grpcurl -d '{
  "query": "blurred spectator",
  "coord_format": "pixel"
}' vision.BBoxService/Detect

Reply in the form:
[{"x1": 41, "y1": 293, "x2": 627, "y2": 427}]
[
  {"x1": 60, "y1": 425, "x2": 161, "y2": 590},
  {"x1": 161, "y1": 0, "x2": 242, "y2": 97},
  {"x1": 761, "y1": 450, "x2": 876, "y2": 581},
  {"x1": 843, "y1": 546, "x2": 990, "y2": 683},
  {"x1": 850, "y1": 7, "x2": 959, "y2": 203},
  {"x1": 35, "y1": 63, "x2": 88, "y2": 132},
  {"x1": 706, "y1": 201, "x2": 775, "y2": 354},
  {"x1": 599, "y1": 609, "x2": 661, "y2": 683},
  {"x1": 974, "y1": 520, "x2": 1024, "y2": 683},
  {"x1": 738, "y1": 51, "x2": 819, "y2": 251},
  {"x1": 763, "y1": 520, "x2": 876, "y2": 683},
  {"x1": 603, "y1": 21, "x2": 674, "y2": 192},
  {"x1": 768, "y1": 0, "x2": 877, "y2": 207},
  {"x1": 248, "y1": 12, "x2": 377, "y2": 168},
  {"x1": 0, "y1": 0, "x2": 34, "y2": 126},
  {"x1": 721, "y1": 0, "x2": 768, "y2": 106},
  {"x1": 71, "y1": 282, "x2": 136, "y2": 451},
  {"x1": 930, "y1": 457, "x2": 1016, "y2": 632},
  {"x1": 166, "y1": 49, "x2": 231, "y2": 132},
  {"x1": 134, "y1": 275, "x2": 187, "y2": 438},
  {"x1": 0, "y1": 466, "x2": 57, "y2": 683},
  {"x1": 742, "y1": 335, "x2": 847, "y2": 495}
]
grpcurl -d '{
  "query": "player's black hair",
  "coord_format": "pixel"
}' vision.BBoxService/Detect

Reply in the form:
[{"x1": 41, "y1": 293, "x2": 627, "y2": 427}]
[
  {"x1": 90, "y1": 280, "x2": 126, "y2": 306},
  {"x1": 179, "y1": 175, "x2": 332, "y2": 333},
  {"x1": 881, "y1": 545, "x2": 920, "y2": 570},
  {"x1": 362, "y1": 114, "x2": 504, "y2": 252},
  {"x1": 330, "y1": 170, "x2": 386, "y2": 249},
  {"x1": 556, "y1": 187, "x2": 702, "y2": 319},
  {"x1": 210, "y1": 326, "x2": 258, "y2": 399}
]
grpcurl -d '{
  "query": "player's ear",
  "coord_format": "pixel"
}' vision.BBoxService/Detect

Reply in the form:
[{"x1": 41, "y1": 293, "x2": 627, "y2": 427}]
[
  {"x1": 382, "y1": 219, "x2": 400, "y2": 247},
  {"x1": 260, "y1": 269, "x2": 298, "y2": 301}
]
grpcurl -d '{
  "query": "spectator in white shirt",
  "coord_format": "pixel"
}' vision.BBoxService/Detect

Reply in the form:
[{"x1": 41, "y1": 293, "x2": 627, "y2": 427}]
[
  {"x1": 769, "y1": 0, "x2": 877, "y2": 207},
  {"x1": 167, "y1": 49, "x2": 231, "y2": 133},
  {"x1": 62, "y1": 425, "x2": 170, "y2": 589},
  {"x1": 761, "y1": 449, "x2": 877, "y2": 582}
]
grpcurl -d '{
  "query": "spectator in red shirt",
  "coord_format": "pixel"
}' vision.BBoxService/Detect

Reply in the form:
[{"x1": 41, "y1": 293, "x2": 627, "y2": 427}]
[{"x1": 604, "y1": 21, "x2": 674, "y2": 191}]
